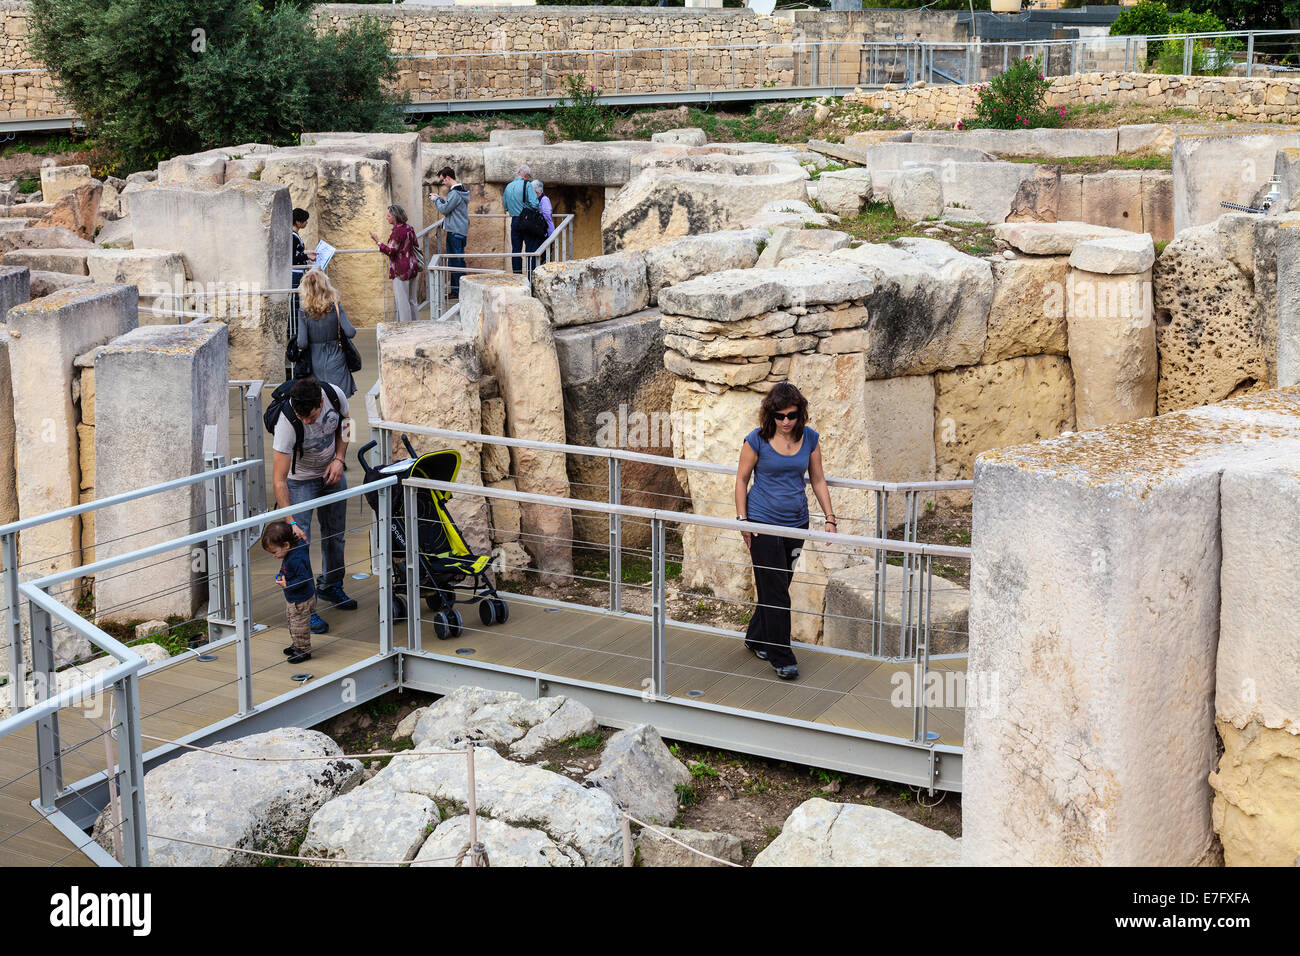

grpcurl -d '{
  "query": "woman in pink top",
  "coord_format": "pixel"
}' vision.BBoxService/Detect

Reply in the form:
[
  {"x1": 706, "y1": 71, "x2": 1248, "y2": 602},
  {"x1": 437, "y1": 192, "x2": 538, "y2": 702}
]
[{"x1": 371, "y1": 204, "x2": 420, "y2": 323}]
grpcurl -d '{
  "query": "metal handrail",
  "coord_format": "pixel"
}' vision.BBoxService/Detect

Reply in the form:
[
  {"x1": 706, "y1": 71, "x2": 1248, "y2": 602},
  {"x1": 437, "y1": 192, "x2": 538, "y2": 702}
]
[
  {"x1": 405, "y1": 476, "x2": 970, "y2": 560},
  {"x1": 364, "y1": 385, "x2": 972, "y2": 496}
]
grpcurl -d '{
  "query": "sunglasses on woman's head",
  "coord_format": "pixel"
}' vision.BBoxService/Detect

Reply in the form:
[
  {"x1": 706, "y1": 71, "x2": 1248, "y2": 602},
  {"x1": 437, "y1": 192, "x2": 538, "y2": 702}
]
[{"x1": 773, "y1": 411, "x2": 799, "y2": 421}]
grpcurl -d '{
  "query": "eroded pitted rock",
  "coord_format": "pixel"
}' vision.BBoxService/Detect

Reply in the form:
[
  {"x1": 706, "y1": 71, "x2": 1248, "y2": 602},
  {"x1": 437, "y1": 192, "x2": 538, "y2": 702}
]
[
  {"x1": 300, "y1": 785, "x2": 439, "y2": 865},
  {"x1": 1153, "y1": 220, "x2": 1270, "y2": 413},
  {"x1": 584, "y1": 724, "x2": 691, "y2": 826},
  {"x1": 413, "y1": 815, "x2": 583, "y2": 867},
  {"x1": 405, "y1": 685, "x2": 597, "y2": 759}
]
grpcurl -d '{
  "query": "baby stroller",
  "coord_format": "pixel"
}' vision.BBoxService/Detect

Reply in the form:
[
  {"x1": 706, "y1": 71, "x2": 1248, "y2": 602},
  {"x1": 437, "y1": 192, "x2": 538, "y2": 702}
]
[{"x1": 358, "y1": 435, "x2": 510, "y2": 638}]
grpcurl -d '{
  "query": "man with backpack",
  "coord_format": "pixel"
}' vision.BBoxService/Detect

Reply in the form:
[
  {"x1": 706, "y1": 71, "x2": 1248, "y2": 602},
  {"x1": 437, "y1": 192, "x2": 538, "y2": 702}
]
[
  {"x1": 270, "y1": 377, "x2": 356, "y2": 631},
  {"x1": 503, "y1": 163, "x2": 545, "y2": 276}
]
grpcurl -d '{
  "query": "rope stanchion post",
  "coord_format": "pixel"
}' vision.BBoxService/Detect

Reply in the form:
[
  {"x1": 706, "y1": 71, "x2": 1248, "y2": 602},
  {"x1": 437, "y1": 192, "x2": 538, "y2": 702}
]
[
  {"x1": 621, "y1": 809, "x2": 634, "y2": 867},
  {"x1": 465, "y1": 740, "x2": 481, "y2": 867}
]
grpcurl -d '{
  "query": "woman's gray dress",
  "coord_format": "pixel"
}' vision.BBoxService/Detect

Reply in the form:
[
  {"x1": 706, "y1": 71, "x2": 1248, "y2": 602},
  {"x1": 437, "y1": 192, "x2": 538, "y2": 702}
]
[{"x1": 298, "y1": 304, "x2": 358, "y2": 397}]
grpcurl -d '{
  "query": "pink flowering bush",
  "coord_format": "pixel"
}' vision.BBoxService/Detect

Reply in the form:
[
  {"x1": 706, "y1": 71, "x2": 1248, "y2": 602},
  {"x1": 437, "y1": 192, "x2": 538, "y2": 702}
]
[{"x1": 964, "y1": 55, "x2": 1063, "y2": 131}]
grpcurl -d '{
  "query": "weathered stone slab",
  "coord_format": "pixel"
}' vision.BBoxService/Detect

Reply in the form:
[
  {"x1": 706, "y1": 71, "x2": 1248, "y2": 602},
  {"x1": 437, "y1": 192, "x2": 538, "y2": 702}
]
[
  {"x1": 1069, "y1": 232, "x2": 1155, "y2": 275},
  {"x1": 650, "y1": 128, "x2": 707, "y2": 148},
  {"x1": 643, "y1": 229, "x2": 764, "y2": 303},
  {"x1": 658, "y1": 269, "x2": 786, "y2": 321},
  {"x1": 39, "y1": 164, "x2": 93, "y2": 204},
  {"x1": 888, "y1": 165, "x2": 943, "y2": 220},
  {"x1": 638, "y1": 827, "x2": 742, "y2": 867},
  {"x1": 532, "y1": 251, "x2": 649, "y2": 328},
  {"x1": 86, "y1": 248, "x2": 188, "y2": 316},
  {"x1": 94, "y1": 323, "x2": 229, "y2": 622},
  {"x1": 993, "y1": 220, "x2": 1131, "y2": 255},
  {"x1": 1, "y1": 248, "x2": 88, "y2": 276},
  {"x1": 829, "y1": 238, "x2": 991, "y2": 377},
  {"x1": 1067, "y1": 268, "x2": 1156, "y2": 429},
  {"x1": 462, "y1": 275, "x2": 572, "y2": 574},
  {"x1": 912, "y1": 128, "x2": 1119, "y2": 158},
  {"x1": 414, "y1": 815, "x2": 582, "y2": 867},
  {"x1": 754, "y1": 226, "x2": 852, "y2": 269},
  {"x1": 7, "y1": 285, "x2": 136, "y2": 614},
  {"x1": 815, "y1": 168, "x2": 872, "y2": 218},
  {"x1": 1174, "y1": 131, "x2": 1300, "y2": 234}
]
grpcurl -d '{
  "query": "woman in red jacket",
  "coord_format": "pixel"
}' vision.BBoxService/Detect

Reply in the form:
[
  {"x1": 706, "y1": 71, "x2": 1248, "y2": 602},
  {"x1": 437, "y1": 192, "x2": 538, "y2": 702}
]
[{"x1": 370, "y1": 204, "x2": 420, "y2": 323}]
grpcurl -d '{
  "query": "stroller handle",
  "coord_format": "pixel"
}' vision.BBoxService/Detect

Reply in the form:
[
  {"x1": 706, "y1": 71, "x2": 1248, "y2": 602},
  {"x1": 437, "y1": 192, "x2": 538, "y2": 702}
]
[{"x1": 356, "y1": 434, "x2": 418, "y2": 471}]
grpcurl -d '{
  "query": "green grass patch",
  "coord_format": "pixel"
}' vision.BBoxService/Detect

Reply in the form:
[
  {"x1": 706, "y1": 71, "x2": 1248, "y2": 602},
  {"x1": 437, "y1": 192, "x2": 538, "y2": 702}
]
[
  {"x1": 564, "y1": 731, "x2": 604, "y2": 752},
  {"x1": 17, "y1": 176, "x2": 40, "y2": 194},
  {"x1": 674, "y1": 782, "x2": 698, "y2": 806}
]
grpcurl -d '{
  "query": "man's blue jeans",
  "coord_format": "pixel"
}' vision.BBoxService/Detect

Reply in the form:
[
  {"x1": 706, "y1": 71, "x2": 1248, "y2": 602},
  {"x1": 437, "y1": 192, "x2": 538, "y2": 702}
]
[
  {"x1": 288, "y1": 472, "x2": 348, "y2": 590},
  {"x1": 446, "y1": 232, "x2": 466, "y2": 296}
]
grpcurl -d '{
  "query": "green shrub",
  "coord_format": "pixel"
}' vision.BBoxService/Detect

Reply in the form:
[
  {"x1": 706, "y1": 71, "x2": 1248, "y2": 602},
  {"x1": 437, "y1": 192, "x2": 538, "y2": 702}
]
[
  {"x1": 551, "y1": 74, "x2": 614, "y2": 142},
  {"x1": 29, "y1": 0, "x2": 406, "y2": 172},
  {"x1": 961, "y1": 56, "x2": 1064, "y2": 131},
  {"x1": 1110, "y1": 0, "x2": 1173, "y2": 36}
]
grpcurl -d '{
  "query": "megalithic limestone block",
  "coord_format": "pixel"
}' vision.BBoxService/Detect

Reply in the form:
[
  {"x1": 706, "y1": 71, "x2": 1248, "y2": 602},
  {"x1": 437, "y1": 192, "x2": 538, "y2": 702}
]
[
  {"x1": 1066, "y1": 267, "x2": 1157, "y2": 429},
  {"x1": 94, "y1": 323, "x2": 230, "y2": 623},
  {"x1": 1211, "y1": 454, "x2": 1300, "y2": 866},
  {"x1": 129, "y1": 180, "x2": 290, "y2": 381},
  {"x1": 965, "y1": 388, "x2": 1300, "y2": 866},
  {"x1": 377, "y1": 320, "x2": 489, "y2": 558}
]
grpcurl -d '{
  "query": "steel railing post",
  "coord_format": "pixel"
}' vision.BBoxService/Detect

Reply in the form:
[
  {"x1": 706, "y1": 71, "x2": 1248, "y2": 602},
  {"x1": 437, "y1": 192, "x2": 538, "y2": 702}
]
[
  {"x1": 872, "y1": 489, "x2": 886, "y2": 657},
  {"x1": 29, "y1": 601, "x2": 62, "y2": 811},
  {"x1": 649, "y1": 516, "x2": 666, "y2": 699},
  {"x1": 608, "y1": 458, "x2": 622, "y2": 613},
  {"x1": 3, "y1": 531, "x2": 23, "y2": 714},
  {"x1": 1246, "y1": 32, "x2": 1255, "y2": 77},
  {"x1": 377, "y1": 482, "x2": 394, "y2": 657},
  {"x1": 112, "y1": 672, "x2": 149, "y2": 866},
  {"x1": 231, "y1": 472, "x2": 254, "y2": 716},
  {"x1": 912, "y1": 554, "x2": 934, "y2": 747},
  {"x1": 244, "y1": 388, "x2": 266, "y2": 513},
  {"x1": 404, "y1": 482, "x2": 422, "y2": 651},
  {"x1": 1184, "y1": 36, "x2": 1193, "y2": 75},
  {"x1": 203, "y1": 452, "x2": 231, "y2": 644}
]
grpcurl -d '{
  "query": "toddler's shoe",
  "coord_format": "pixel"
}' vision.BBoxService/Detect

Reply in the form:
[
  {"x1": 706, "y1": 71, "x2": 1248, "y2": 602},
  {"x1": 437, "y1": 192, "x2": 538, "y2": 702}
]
[{"x1": 287, "y1": 649, "x2": 312, "y2": 665}]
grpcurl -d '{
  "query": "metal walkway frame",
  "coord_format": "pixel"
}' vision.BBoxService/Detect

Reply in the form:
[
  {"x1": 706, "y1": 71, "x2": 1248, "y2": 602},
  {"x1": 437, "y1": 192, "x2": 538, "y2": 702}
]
[{"x1": 1, "y1": 420, "x2": 971, "y2": 865}]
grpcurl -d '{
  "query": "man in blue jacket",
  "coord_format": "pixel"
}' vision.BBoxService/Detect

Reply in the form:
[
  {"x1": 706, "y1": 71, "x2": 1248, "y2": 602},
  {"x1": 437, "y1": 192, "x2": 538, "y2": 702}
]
[
  {"x1": 503, "y1": 163, "x2": 541, "y2": 275},
  {"x1": 434, "y1": 166, "x2": 471, "y2": 299}
]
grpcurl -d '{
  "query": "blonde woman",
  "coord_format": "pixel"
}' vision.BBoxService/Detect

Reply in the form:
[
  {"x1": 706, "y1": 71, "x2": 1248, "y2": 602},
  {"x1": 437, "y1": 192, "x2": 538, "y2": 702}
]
[{"x1": 296, "y1": 268, "x2": 358, "y2": 397}]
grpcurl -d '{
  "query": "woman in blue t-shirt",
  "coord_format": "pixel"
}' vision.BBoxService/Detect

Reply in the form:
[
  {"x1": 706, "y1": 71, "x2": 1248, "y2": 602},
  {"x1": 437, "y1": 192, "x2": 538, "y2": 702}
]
[{"x1": 734, "y1": 383, "x2": 837, "y2": 681}]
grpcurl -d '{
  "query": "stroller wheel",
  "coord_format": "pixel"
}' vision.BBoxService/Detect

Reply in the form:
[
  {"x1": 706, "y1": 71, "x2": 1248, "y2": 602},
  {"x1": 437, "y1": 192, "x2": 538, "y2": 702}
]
[
  {"x1": 392, "y1": 593, "x2": 408, "y2": 622},
  {"x1": 492, "y1": 598, "x2": 509, "y2": 625},
  {"x1": 448, "y1": 608, "x2": 463, "y2": 638},
  {"x1": 478, "y1": 599, "x2": 499, "y2": 627},
  {"x1": 432, "y1": 609, "x2": 453, "y2": 640}
]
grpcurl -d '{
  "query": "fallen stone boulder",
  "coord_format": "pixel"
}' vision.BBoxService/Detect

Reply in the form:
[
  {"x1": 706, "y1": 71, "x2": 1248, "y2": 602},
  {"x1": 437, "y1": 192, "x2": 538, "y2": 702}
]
[
  {"x1": 754, "y1": 226, "x2": 852, "y2": 268},
  {"x1": 637, "y1": 826, "x2": 742, "y2": 867},
  {"x1": 300, "y1": 784, "x2": 439, "y2": 865},
  {"x1": 96, "y1": 728, "x2": 362, "y2": 866},
  {"x1": 36, "y1": 182, "x2": 102, "y2": 240},
  {"x1": 532, "y1": 251, "x2": 649, "y2": 328},
  {"x1": 815, "y1": 168, "x2": 872, "y2": 218},
  {"x1": 374, "y1": 744, "x2": 624, "y2": 865},
  {"x1": 585, "y1": 724, "x2": 691, "y2": 826},
  {"x1": 413, "y1": 815, "x2": 583, "y2": 867},
  {"x1": 29, "y1": 270, "x2": 93, "y2": 297},
  {"x1": 40, "y1": 164, "x2": 94, "y2": 204},
  {"x1": 753, "y1": 798, "x2": 959, "y2": 866},
  {"x1": 888, "y1": 165, "x2": 943, "y2": 221},
  {"x1": 0, "y1": 226, "x2": 94, "y2": 256},
  {"x1": 406, "y1": 685, "x2": 596, "y2": 758}
]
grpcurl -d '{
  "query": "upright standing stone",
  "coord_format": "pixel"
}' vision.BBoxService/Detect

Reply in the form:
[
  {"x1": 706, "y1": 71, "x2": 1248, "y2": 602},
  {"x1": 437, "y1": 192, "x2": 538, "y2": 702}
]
[
  {"x1": 0, "y1": 265, "x2": 30, "y2": 323},
  {"x1": 7, "y1": 285, "x2": 137, "y2": 578},
  {"x1": 94, "y1": 324, "x2": 229, "y2": 622},
  {"x1": 130, "y1": 181, "x2": 290, "y2": 381},
  {"x1": 377, "y1": 321, "x2": 488, "y2": 556},
  {"x1": 1211, "y1": 454, "x2": 1300, "y2": 866},
  {"x1": 1066, "y1": 268, "x2": 1156, "y2": 429},
  {"x1": 460, "y1": 275, "x2": 572, "y2": 575},
  {"x1": 966, "y1": 389, "x2": 1300, "y2": 866}
]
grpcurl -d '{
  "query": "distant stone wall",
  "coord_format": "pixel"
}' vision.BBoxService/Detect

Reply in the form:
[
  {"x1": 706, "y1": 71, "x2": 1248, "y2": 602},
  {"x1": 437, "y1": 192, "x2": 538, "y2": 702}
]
[
  {"x1": 0, "y1": 3, "x2": 964, "y2": 126},
  {"x1": 853, "y1": 71, "x2": 1300, "y2": 128}
]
